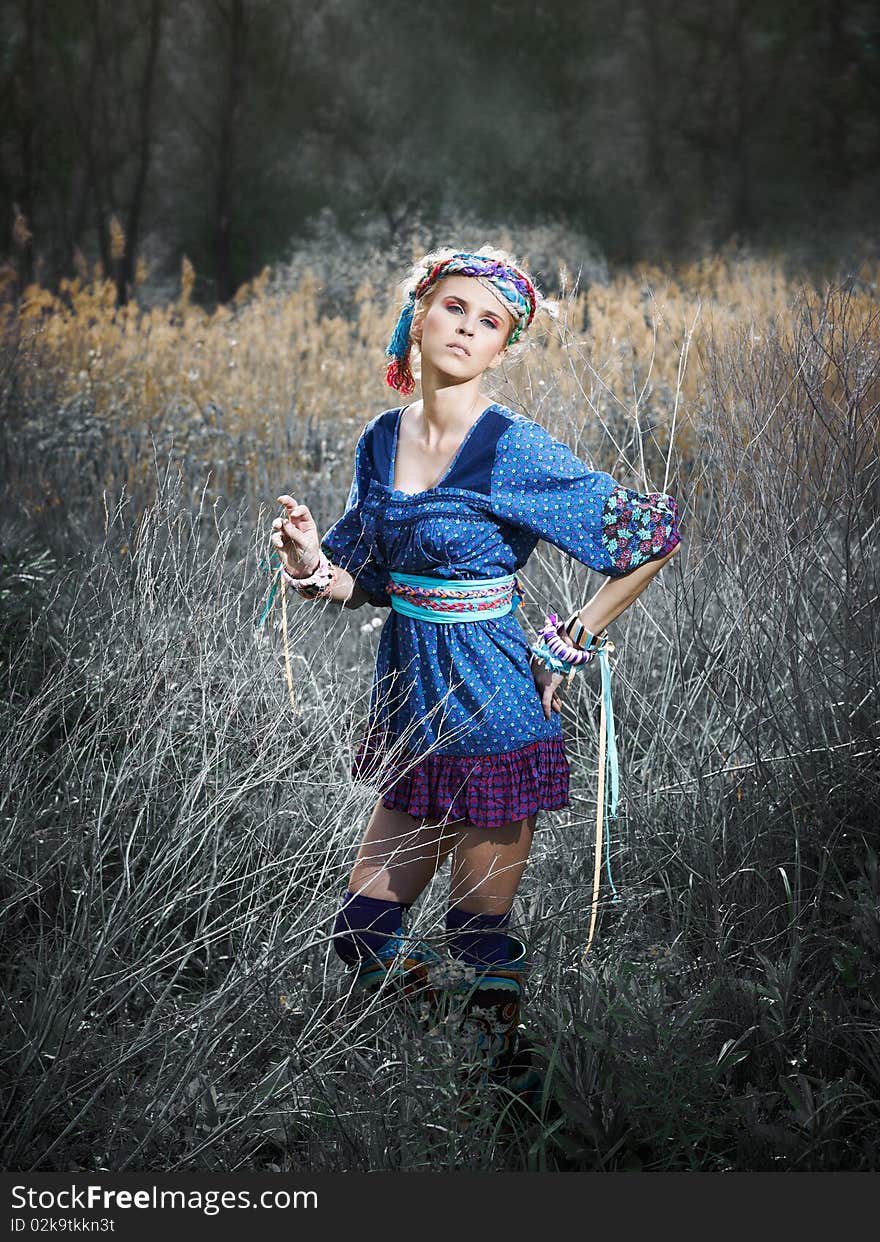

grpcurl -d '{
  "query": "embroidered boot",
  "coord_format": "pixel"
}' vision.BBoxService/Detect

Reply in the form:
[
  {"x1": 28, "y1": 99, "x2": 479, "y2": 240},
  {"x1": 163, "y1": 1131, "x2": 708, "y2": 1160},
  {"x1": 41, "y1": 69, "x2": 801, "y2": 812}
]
[
  {"x1": 348, "y1": 931, "x2": 443, "y2": 1001},
  {"x1": 448, "y1": 935, "x2": 542, "y2": 1100}
]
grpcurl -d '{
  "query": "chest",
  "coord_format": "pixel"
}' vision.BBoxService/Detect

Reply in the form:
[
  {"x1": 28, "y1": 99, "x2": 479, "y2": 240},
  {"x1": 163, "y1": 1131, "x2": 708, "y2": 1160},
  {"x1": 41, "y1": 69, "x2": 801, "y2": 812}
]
[{"x1": 391, "y1": 434, "x2": 464, "y2": 495}]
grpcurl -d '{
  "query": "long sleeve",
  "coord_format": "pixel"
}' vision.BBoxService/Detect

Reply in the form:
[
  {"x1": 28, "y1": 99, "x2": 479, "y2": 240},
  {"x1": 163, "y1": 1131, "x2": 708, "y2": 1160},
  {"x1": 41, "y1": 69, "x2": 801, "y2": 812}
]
[
  {"x1": 320, "y1": 427, "x2": 391, "y2": 607},
  {"x1": 489, "y1": 416, "x2": 681, "y2": 577}
]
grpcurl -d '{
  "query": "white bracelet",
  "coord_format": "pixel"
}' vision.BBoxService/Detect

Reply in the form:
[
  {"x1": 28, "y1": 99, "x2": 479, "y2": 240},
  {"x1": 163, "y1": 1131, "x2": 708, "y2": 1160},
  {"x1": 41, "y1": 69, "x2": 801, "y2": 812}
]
[{"x1": 281, "y1": 550, "x2": 335, "y2": 596}]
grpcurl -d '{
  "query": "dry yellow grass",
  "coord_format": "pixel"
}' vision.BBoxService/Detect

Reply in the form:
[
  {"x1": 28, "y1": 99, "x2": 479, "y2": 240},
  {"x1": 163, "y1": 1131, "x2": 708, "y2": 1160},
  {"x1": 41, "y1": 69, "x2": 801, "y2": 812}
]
[{"x1": 4, "y1": 249, "x2": 878, "y2": 504}]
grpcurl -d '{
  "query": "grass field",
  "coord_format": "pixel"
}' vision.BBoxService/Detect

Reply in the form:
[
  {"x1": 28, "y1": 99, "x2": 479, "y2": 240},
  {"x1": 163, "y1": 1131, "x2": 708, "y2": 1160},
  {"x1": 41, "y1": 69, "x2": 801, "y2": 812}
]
[{"x1": 1, "y1": 245, "x2": 878, "y2": 1170}]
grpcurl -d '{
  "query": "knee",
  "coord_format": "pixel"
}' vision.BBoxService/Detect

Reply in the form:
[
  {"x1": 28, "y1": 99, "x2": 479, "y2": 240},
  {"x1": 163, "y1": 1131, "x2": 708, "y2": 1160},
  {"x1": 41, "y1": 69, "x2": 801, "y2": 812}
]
[{"x1": 447, "y1": 874, "x2": 519, "y2": 916}]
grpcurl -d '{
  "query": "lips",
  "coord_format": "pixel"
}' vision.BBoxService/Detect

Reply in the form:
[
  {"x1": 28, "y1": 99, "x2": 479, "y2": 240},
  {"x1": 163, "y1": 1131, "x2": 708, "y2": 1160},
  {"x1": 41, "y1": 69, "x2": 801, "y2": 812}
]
[{"x1": 447, "y1": 343, "x2": 470, "y2": 356}]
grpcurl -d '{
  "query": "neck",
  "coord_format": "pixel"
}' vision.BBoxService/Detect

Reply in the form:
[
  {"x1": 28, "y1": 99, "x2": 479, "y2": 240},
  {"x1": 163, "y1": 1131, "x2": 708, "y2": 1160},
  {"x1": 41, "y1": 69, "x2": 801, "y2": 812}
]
[{"x1": 416, "y1": 367, "x2": 487, "y2": 440}]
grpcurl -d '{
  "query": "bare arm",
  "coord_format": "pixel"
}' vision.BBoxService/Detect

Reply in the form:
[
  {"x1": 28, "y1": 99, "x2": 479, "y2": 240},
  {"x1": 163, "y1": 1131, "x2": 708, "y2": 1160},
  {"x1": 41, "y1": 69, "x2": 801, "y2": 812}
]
[
  {"x1": 532, "y1": 542, "x2": 682, "y2": 719},
  {"x1": 567, "y1": 541, "x2": 682, "y2": 637},
  {"x1": 326, "y1": 568, "x2": 371, "y2": 610}
]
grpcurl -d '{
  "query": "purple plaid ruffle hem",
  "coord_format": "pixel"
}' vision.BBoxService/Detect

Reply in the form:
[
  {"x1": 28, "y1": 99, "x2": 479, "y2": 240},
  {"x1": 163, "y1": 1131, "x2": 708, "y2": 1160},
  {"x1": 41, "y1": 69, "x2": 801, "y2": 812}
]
[{"x1": 353, "y1": 729, "x2": 570, "y2": 829}]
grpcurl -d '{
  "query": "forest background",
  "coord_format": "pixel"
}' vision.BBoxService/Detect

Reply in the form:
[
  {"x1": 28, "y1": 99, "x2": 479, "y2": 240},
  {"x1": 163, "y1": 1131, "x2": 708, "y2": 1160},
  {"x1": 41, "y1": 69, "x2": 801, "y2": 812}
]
[
  {"x1": 3, "y1": 0, "x2": 879, "y2": 300},
  {"x1": 1, "y1": 0, "x2": 878, "y2": 1174}
]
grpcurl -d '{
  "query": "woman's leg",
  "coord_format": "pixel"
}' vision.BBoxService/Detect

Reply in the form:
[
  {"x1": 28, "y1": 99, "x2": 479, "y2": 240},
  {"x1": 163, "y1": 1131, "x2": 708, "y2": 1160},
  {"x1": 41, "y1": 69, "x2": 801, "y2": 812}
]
[
  {"x1": 445, "y1": 814, "x2": 539, "y2": 1091},
  {"x1": 331, "y1": 798, "x2": 465, "y2": 973},
  {"x1": 348, "y1": 797, "x2": 465, "y2": 905},
  {"x1": 442, "y1": 812, "x2": 536, "y2": 965},
  {"x1": 448, "y1": 813, "x2": 536, "y2": 915},
  {"x1": 332, "y1": 801, "x2": 534, "y2": 979}
]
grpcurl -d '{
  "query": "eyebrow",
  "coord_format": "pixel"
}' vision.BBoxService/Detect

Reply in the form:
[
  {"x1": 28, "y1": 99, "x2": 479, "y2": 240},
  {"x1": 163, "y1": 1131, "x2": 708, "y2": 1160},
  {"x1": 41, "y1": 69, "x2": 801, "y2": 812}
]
[{"x1": 442, "y1": 293, "x2": 504, "y2": 322}]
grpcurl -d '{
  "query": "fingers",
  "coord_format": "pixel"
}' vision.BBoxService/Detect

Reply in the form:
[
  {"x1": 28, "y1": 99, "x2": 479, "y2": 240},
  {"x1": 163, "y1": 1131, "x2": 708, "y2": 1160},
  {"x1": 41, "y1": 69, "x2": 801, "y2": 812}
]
[
  {"x1": 270, "y1": 530, "x2": 296, "y2": 554},
  {"x1": 541, "y1": 684, "x2": 564, "y2": 719},
  {"x1": 272, "y1": 495, "x2": 315, "y2": 553},
  {"x1": 552, "y1": 673, "x2": 564, "y2": 713},
  {"x1": 276, "y1": 495, "x2": 312, "y2": 520},
  {"x1": 270, "y1": 517, "x2": 299, "y2": 545},
  {"x1": 532, "y1": 659, "x2": 564, "y2": 720},
  {"x1": 541, "y1": 685, "x2": 554, "y2": 721},
  {"x1": 271, "y1": 514, "x2": 298, "y2": 534}
]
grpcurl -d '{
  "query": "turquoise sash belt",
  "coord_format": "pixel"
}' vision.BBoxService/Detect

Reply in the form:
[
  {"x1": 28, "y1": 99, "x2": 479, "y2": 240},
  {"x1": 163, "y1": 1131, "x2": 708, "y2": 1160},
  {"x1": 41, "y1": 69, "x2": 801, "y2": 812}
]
[{"x1": 387, "y1": 571, "x2": 522, "y2": 623}]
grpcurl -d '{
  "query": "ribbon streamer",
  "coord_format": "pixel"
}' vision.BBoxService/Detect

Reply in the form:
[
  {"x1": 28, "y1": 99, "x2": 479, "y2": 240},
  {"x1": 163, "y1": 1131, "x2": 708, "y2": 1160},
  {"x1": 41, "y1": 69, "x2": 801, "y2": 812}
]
[{"x1": 582, "y1": 643, "x2": 620, "y2": 958}]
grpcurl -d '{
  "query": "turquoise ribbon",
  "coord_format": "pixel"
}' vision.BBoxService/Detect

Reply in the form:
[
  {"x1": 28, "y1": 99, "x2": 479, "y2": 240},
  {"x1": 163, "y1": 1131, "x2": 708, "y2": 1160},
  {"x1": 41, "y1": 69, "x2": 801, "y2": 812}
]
[
  {"x1": 257, "y1": 556, "x2": 283, "y2": 629},
  {"x1": 598, "y1": 648, "x2": 620, "y2": 903},
  {"x1": 529, "y1": 639, "x2": 576, "y2": 675},
  {"x1": 387, "y1": 571, "x2": 521, "y2": 624},
  {"x1": 530, "y1": 622, "x2": 620, "y2": 905}
]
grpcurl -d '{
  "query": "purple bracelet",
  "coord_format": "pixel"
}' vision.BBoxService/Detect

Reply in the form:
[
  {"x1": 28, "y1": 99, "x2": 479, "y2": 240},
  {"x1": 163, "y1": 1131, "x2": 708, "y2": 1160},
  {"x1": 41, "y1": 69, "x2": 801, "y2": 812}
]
[{"x1": 538, "y1": 613, "x2": 604, "y2": 667}]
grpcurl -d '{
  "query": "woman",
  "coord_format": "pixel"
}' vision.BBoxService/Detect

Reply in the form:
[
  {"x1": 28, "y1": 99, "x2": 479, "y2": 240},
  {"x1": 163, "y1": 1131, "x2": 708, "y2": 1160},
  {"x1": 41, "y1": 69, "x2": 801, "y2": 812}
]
[{"x1": 270, "y1": 248, "x2": 682, "y2": 1084}]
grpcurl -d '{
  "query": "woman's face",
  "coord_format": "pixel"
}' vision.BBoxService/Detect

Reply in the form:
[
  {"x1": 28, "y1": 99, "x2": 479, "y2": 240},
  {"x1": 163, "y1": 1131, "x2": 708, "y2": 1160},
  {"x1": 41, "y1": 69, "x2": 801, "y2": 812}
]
[{"x1": 414, "y1": 275, "x2": 514, "y2": 382}]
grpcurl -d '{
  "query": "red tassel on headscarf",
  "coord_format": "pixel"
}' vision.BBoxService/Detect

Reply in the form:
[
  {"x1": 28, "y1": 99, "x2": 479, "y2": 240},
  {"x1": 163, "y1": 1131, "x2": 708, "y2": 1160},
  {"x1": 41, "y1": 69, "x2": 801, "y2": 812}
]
[{"x1": 385, "y1": 353, "x2": 415, "y2": 396}]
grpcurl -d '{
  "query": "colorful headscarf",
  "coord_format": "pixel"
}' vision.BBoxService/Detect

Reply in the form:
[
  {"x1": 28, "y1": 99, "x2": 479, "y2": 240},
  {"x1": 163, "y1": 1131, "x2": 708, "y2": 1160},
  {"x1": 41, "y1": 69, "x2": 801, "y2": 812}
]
[{"x1": 385, "y1": 251, "x2": 539, "y2": 395}]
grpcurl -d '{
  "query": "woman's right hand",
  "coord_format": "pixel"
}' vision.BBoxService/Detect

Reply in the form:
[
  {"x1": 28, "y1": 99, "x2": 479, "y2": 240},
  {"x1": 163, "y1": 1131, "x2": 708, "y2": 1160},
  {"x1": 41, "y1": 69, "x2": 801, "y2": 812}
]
[
  {"x1": 271, "y1": 493, "x2": 321, "y2": 578},
  {"x1": 530, "y1": 653, "x2": 566, "y2": 720}
]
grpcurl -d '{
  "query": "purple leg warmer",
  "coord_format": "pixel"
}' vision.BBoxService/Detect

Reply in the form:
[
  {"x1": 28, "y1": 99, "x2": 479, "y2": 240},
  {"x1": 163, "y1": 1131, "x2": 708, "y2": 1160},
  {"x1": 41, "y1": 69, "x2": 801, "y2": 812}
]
[
  {"x1": 445, "y1": 905, "x2": 513, "y2": 967},
  {"x1": 331, "y1": 889, "x2": 409, "y2": 967}
]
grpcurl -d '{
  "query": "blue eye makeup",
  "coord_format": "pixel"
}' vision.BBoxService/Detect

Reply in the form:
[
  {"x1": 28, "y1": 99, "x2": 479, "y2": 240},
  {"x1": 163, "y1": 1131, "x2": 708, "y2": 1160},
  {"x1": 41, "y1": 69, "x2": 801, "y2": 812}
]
[{"x1": 444, "y1": 300, "x2": 500, "y2": 329}]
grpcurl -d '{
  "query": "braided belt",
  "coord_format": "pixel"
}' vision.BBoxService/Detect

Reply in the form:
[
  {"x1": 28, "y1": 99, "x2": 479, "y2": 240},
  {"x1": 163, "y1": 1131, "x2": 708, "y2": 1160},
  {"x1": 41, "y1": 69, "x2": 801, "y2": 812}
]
[{"x1": 387, "y1": 572, "x2": 524, "y2": 623}]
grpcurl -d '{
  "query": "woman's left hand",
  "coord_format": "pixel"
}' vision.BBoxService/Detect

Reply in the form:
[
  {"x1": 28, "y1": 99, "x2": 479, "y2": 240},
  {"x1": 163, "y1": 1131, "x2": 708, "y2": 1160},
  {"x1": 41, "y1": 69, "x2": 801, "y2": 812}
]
[{"x1": 530, "y1": 655, "x2": 566, "y2": 720}]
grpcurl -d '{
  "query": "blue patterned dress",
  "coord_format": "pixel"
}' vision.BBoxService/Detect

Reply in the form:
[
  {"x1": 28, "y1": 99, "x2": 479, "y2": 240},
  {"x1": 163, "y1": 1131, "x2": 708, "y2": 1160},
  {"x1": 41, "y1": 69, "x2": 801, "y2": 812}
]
[{"x1": 321, "y1": 403, "x2": 681, "y2": 828}]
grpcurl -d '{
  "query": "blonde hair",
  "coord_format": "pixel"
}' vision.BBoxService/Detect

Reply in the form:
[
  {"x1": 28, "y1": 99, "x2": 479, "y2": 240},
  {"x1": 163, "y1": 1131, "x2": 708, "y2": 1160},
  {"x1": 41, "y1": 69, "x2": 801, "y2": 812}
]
[{"x1": 385, "y1": 244, "x2": 557, "y2": 394}]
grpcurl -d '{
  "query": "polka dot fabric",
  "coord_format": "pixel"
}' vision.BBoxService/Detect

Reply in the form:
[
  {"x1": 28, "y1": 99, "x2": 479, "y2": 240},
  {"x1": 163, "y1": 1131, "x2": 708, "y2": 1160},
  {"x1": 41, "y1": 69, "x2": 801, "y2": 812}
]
[
  {"x1": 320, "y1": 404, "x2": 681, "y2": 828},
  {"x1": 489, "y1": 416, "x2": 681, "y2": 576}
]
